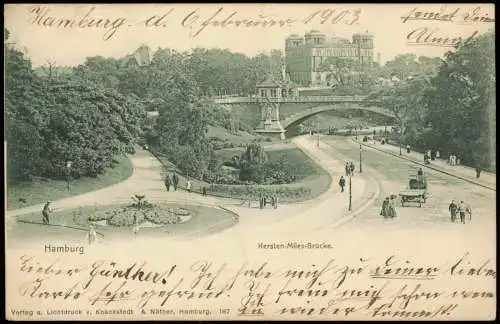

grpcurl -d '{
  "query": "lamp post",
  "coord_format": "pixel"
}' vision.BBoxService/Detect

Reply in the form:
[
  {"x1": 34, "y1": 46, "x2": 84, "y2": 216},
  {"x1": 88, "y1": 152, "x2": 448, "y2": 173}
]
[
  {"x1": 359, "y1": 144, "x2": 363, "y2": 173},
  {"x1": 316, "y1": 120, "x2": 320, "y2": 147},
  {"x1": 65, "y1": 161, "x2": 72, "y2": 192},
  {"x1": 348, "y1": 174, "x2": 352, "y2": 211},
  {"x1": 399, "y1": 127, "x2": 403, "y2": 156},
  {"x1": 355, "y1": 126, "x2": 358, "y2": 140}
]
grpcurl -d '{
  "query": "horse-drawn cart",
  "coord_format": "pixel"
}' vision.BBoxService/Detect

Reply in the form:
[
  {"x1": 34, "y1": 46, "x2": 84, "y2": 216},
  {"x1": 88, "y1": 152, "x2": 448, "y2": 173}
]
[{"x1": 399, "y1": 173, "x2": 428, "y2": 207}]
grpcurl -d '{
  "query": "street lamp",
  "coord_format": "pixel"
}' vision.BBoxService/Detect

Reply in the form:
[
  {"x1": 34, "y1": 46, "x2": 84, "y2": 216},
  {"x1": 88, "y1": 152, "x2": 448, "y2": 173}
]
[
  {"x1": 359, "y1": 144, "x2": 363, "y2": 173},
  {"x1": 65, "y1": 161, "x2": 72, "y2": 192},
  {"x1": 348, "y1": 174, "x2": 352, "y2": 211},
  {"x1": 355, "y1": 126, "x2": 358, "y2": 140},
  {"x1": 399, "y1": 128, "x2": 403, "y2": 156}
]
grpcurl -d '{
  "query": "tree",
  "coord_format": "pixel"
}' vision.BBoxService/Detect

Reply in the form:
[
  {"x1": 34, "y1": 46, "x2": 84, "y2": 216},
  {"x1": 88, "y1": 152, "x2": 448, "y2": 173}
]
[
  {"x1": 318, "y1": 57, "x2": 361, "y2": 87},
  {"x1": 424, "y1": 32, "x2": 495, "y2": 169},
  {"x1": 239, "y1": 143, "x2": 268, "y2": 183},
  {"x1": 366, "y1": 76, "x2": 430, "y2": 151}
]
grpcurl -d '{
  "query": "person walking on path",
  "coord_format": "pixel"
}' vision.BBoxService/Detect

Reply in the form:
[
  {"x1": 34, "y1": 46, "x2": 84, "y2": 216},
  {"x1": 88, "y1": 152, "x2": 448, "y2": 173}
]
[
  {"x1": 186, "y1": 180, "x2": 192, "y2": 193},
  {"x1": 449, "y1": 200, "x2": 458, "y2": 222},
  {"x1": 42, "y1": 201, "x2": 52, "y2": 225},
  {"x1": 339, "y1": 176, "x2": 346, "y2": 193},
  {"x1": 202, "y1": 186, "x2": 207, "y2": 197},
  {"x1": 380, "y1": 197, "x2": 390, "y2": 218},
  {"x1": 406, "y1": 144, "x2": 411, "y2": 154},
  {"x1": 435, "y1": 150, "x2": 440, "y2": 159},
  {"x1": 389, "y1": 196, "x2": 397, "y2": 218},
  {"x1": 475, "y1": 166, "x2": 482, "y2": 178},
  {"x1": 458, "y1": 200, "x2": 466, "y2": 224},
  {"x1": 350, "y1": 162, "x2": 355, "y2": 176},
  {"x1": 164, "y1": 175, "x2": 171, "y2": 191},
  {"x1": 345, "y1": 162, "x2": 351, "y2": 176},
  {"x1": 87, "y1": 224, "x2": 98, "y2": 245},
  {"x1": 172, "y1": 173, "x2": 179, "y2": 191}
]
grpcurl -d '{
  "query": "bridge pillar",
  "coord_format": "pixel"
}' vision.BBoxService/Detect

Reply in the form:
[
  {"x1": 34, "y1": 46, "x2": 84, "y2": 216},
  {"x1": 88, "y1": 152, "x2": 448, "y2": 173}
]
[{"x1": 255, "y1": 99, "x2": 285, "y2": 140}]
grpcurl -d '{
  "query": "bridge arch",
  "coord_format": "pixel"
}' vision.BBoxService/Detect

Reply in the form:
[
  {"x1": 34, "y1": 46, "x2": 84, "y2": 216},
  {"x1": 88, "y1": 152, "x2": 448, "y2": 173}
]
[{"x1": 281, "y1": 104, "x2": 396, "y2": 130}]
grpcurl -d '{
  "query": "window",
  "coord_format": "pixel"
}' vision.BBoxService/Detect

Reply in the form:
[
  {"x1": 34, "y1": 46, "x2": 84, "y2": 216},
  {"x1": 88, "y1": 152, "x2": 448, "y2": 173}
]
[
  {"x1": 260, "y1": 89, "x2": 266, "y2": 97},
  {"x1": 270, "y1": 89, "x2": 277, "y2": 97}
]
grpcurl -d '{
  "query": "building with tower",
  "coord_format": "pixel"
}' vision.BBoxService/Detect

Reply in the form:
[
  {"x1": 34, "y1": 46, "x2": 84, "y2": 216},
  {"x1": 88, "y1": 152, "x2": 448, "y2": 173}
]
[{"x1": 285, "y1": 30, "x2": 374, "y2": 86}]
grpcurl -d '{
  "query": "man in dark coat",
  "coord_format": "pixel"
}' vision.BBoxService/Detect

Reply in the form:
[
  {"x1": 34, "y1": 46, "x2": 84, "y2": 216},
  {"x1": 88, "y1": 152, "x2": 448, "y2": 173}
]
[
  {"x1": 475, "y1": 167, "x2": 482, "y2": 178},
  {"x1": 380, "y1": 197, "x2": 390, "y2": 218},
  {"x1": 350, "y1": 162, "x2": 355, "y2": 175},
  {"x1": 339, "y1": 176, "x2": 346, "y2": 192},
  {"x1": 172, "y1": 173, "x2": 179, "y2": 191},
  {"x1": 164, "y1": 175, "x2": 171, "y2": 191},
  {"x1": 42, "y1": 201, "x2": 52, "y2": 224},
  {"x1": 449, "y1": 200, "x2": 458, "y2": 222}
]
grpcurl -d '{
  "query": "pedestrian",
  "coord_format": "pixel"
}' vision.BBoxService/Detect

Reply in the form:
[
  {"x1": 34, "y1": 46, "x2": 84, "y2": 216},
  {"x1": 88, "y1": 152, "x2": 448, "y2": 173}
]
[
  {"x1": 259, "y1": 193, "x2": 264, "y2": 209},
  {"x1": 448, "y1": 155, "x2": 452, "y2": 165},
  {"x1": 389, "y1": 196, "x2": 397, "y2": 218},
  {"x1": 172, "y1": 173, "x2": 179, "y2": 190},
  {"x1": 456, "y1": 156, "x2": 461, "y2": 165},
  {"x1": 345, "y1": 162, "x2": 351, "y2": 176},
  {"x1": 87, "y1": 224, "x2": 98, "y2": 245},
  {"x1": 449, "y1": 200, "x2": 458, "y2": 222},
  {"x1": 202, "y1": 186, "x2": 207, "y2": 196},
  {"x1": 164, "y1": 175, "x2": 171, "y2": 191},
  {"x1": 458, "y1": 200, "x2": 466, "y2": 224},
  {"x1": 417, "y1": 168, "x2": 424, "y2": 184},
  {"x1": 380, "y1": 197, "x2": 390, "y2": 218},
  {"x1": 466, "y1": 205, "x2": 472, "y2": 221},
  {"x1": 187, "y1": 180, "x2": 192, "y2": 193},
  {"x1": 406, "y1": 144, "x2": 411, "y2": 154},
  {"x1": 435, "y1": 150, "x2": 440, "y2": 159},
  {"x1": 475, "y1": 167, "x2": 482, "y2": 178},
  {"x1": 339, "y1": 176, "x2": 346, "y2": 193},
  {"x1": 132, "y1": 223, "x2": 140, "y2": 238},
  {"x1": 42, "y1": 201, "x2": 52, "y2": 225},
  {"x1": 350, "y1": 162, "x2": 355, "y2": 176}
]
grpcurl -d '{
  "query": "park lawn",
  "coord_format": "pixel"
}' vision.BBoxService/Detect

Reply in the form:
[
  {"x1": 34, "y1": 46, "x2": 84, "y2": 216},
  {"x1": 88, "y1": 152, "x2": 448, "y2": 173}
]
[
  {"x1": 6, "y1": 155, "x2": 133, "y2": 211},
  {"x1": 210, "y1": 146, "x2": 332, "y2": 202},
  {"x1": 215, "y1": 147, "x2": 326, "y2": 180}
]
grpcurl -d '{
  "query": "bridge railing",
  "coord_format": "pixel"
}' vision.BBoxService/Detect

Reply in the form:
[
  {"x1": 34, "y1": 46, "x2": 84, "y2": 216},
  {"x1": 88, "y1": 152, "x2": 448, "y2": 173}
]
[{"x1": 213, "y1": 96, "x2": 370, "y2": 104}]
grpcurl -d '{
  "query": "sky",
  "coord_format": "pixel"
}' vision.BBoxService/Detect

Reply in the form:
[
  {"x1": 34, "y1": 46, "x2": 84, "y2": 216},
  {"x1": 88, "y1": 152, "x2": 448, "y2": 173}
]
[{"x1": 4, "y1": 3, "x2": 495, "y2": 68}]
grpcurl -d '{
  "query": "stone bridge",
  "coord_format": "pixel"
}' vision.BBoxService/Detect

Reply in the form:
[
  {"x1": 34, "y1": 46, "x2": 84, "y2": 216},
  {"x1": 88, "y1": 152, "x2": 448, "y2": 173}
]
[
  {"x1": 281, "y1": 104, "x2": 395, "y2": 129},
  {"x1": 214, "y1": 95, "x2": 393, "y2": 139}
]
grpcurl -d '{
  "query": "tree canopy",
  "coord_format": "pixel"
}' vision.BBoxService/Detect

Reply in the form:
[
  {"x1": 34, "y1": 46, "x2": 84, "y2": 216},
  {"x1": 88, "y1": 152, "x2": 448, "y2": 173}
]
[{"x1": 368, "y1": 32, "x2": 495, "y2": 170}]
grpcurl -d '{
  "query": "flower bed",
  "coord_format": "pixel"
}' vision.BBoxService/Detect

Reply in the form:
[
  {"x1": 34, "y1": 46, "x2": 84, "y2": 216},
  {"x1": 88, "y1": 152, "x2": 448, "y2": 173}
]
[{"x1": 85, "y1": 204, "x2": 190, "y2": 227}]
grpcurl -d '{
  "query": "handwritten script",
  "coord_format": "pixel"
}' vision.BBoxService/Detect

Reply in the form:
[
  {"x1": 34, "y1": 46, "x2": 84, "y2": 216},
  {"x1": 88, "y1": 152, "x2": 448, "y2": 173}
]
[
  {"x1": 28, "y1": 6, "x2": 362, "y2": 41},
  {"x1": 10, "y1": 252, "x2": 496, "y2": 319},
  {"x1": 400, "y1": 5, "x2": 494, "y2": 47}
]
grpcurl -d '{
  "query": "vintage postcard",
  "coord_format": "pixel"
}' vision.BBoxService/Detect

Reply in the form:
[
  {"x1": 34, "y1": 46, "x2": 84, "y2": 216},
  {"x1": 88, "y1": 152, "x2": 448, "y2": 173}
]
[{"x1": 4, "y1": 3, "x2": 496, "y2": 321}]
